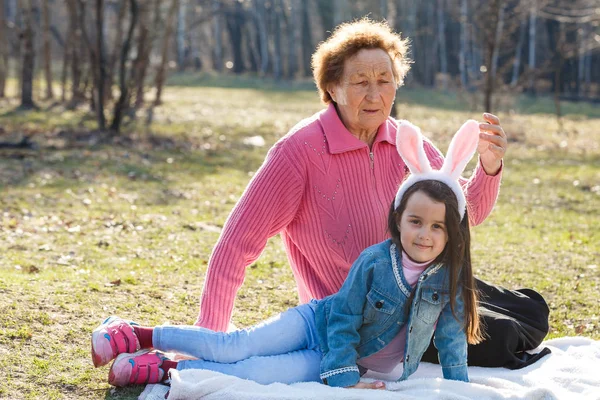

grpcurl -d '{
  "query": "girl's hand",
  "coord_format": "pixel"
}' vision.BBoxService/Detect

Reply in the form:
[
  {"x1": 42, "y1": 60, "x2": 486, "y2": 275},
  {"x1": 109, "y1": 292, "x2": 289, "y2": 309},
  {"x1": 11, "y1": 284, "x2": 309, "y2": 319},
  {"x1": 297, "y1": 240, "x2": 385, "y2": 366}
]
[
  {"x1": 347, "y1": 381, "x2": 386, "y2": 390},
  {"x1": 477, "y1": 113, "x2": 507, "y2": 175}
]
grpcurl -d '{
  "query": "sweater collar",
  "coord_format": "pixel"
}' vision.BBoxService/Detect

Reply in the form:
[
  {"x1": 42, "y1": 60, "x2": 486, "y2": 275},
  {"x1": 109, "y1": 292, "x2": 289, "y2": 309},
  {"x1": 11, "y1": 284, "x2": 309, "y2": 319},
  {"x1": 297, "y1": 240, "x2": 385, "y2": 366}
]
[{"x1": 319, "y1": 103, "x2": 397, "y2": 154}]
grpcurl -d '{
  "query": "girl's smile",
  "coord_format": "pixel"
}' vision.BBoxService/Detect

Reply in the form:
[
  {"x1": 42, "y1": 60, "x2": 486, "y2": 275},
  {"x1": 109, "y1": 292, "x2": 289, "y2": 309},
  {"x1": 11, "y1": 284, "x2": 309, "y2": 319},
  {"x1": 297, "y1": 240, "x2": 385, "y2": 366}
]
[{"x1": 398, "y1": 191, "x2": 449, "y2": 263}]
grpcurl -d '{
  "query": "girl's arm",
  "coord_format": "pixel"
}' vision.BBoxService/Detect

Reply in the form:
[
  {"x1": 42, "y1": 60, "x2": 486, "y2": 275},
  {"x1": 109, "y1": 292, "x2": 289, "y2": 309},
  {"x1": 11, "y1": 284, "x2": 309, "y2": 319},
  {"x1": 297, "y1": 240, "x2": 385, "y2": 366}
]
[
  {"x1": 432, "y1": 288, "x2": 469, "y2": 382},
  {"x1": 319, "y1": 252, "x2": 375, "y2": 388}
]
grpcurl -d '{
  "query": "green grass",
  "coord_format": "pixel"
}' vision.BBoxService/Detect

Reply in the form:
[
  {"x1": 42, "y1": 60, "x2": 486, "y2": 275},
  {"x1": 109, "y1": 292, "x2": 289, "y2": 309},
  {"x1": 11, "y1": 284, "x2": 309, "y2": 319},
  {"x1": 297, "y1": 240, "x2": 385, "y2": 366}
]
[{"x1": 0, "y1": 81, "x2": 598, "y2": 399}]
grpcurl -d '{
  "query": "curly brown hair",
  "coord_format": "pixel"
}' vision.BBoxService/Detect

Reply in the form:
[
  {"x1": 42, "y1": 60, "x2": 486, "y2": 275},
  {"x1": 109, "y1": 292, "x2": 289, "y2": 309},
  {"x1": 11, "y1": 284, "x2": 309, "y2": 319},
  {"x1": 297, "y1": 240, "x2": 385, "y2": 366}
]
[{"x1": 311, "y1": 18, "x2": 412, "y2": 105}]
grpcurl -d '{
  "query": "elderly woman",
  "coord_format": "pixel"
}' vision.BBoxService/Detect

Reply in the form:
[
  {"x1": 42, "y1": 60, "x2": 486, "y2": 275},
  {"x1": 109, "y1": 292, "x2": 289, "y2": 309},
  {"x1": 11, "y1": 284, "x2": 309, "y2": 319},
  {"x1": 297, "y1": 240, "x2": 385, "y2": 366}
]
[{"x1": 195, "y1": 19, "x2": 549, "y2": 375}]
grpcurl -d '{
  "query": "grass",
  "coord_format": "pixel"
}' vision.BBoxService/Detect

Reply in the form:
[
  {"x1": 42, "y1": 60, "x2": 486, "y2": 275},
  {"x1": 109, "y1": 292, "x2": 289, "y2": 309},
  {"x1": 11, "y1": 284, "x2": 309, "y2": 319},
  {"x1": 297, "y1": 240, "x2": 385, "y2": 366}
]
[{"x1": 0, "y1": 79, "x2": 598, "y2": 399}]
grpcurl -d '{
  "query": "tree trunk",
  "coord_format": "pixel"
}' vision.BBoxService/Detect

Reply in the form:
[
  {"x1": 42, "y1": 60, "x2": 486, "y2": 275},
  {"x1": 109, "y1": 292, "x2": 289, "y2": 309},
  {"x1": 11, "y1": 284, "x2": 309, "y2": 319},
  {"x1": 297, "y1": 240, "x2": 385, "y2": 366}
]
[
  {"x1": 511, "y1": 18, "x2": 527, "y2": 87},
  {"x1": 66, "y1": 0, "x2": 83, "y2": 107},
  {"x1": 577, "y1": 23, "x2": 586, "y2": 98},
  {"x1": 459, "y1": 0, "x2": 469, "y2": 88},
  {"x1": 176, "y1": 0, "x2": 186, "y2": 71},
  {"x1": 272, "y1": 0, "x2": 283, "y2": 80},
  {"x1": 301, "y1": 0, "x2": 312, "y2": 77},
  {"x1": 255, "y1": 0, "x2": 268, "y2": 77},
  {"x1": 20, "y1": 0, "x2": 36, "y2": 109},
  {"x1": 212, "y1": 0, "x2": 222, "y2": 71},
  {"x1": 245, "y1": 22, "x2": 258, "y2": 73},
  {"x1": 528, "y1": 0, "x2": 537, "y2": 93},
  {"x1": 61, "y1": 29, "x2": 70, "y2": 102},
  {"x1": 78, "y1": 0, "x2": 107, "y2": 129},
  {"x1": 107, "y1": 0, "x2": 128, "y2": 104},
  {"x1": 225, "y1": 2, "x2": 245, "y2": 74},
  {"x1": 132, "y1": 0, "x2": 151, "y2": 109},
  {"x1": 406, "y1": 0, "x2": 417, "y2": 84},
  {"x1": 484, "y1": 1, "x2": 502, "y2": 113},
  {"x1": 490, "y1": 3, "x2": 504, "y2": 78},
  {"x1": 286, "y1": 0, "x2": 298, "y2": 79},
  {"x1": 0, "y1": 0, "x2": 8, "y2": 98},
  {"x1": 110, "y1": 0, "x2": 138, "y2": 133},
  {"x1": 153, "y1": 0, "x2": 178, "y2": 106},
  {"x1": 425, "y1": 1, "x2": 436, "y2": 86},
  {"x1": 96, "y1": 0, "x2": 106, "y2": 130},
  {"x1": 436, "y1": 0, "x2": 447, "y2": 90},
  {"x1": 583, "y1": 39, "x2": 591, "y2": 97},
  {"x1": 315, "y1": 0, "x2": 334, "y2": 38},
  {"x1": 333, "y1": 0, "x2": 346, "y2": 26},
  {"x1": 42, "y1": 0, "x2": 53, "y2": 99}
]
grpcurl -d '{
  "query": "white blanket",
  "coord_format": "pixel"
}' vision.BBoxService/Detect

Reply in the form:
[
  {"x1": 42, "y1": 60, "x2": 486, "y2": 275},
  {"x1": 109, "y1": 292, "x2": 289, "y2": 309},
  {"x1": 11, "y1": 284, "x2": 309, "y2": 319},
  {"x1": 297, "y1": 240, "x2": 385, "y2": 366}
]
[{"x1": 139, "y1": 337, "x2": 600, "y2": 400}]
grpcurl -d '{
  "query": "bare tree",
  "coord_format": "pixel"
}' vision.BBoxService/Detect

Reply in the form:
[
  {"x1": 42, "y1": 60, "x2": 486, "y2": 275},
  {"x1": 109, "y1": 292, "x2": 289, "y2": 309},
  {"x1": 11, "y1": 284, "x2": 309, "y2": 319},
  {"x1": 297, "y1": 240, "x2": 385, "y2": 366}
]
[
  {"x1": 110, "y1": 0, "x2": 138, "y2": 133},
  {"x1": 20, "y1": 0, "x2": 36, "y2": 109},
  {"x1": 132, "y1": 0, "x2": 152, "y2": 108},
  {"x1": 315, "y1": 0, "x2": 334, "y2": 37},
  {"x1": 272, "y1": 0, "x2": 283, "y2": 80},
  {"x1": 153, "y1": 0, "x2": 178, "y2": 106},
  {"x1": 300, "y1": 0, "x2": 313, "y2": 77},
  {"x1": 106, "y1": 0, "x2": 128, "y2": 104},
  {"x1": 458, "y1": 0, "x2": 469, "y2": 88},
  {"x1": 42, "y1": 0, "x2": 53, "y2": 99},
  {"x1": 437, "y1": 0, "x2": 448, "y2": 90},
  {"x1": 176, "y1": 0, "x2": 187, "y2": 71},
  {"x1": 528, "y1": 1, "x2": 538, "y2": 92},
  {"x1": 286, "y1": 0, "x2": 299, "y2": 79},
  {"x1": 0, "y1": 0, "x2": 8, "y2": 98},
  {"x1": 95, "y1": 0, "x2": 106, "y2": 129},
  {"x1": 225, "y1": 0, "x2": 245, "y2": 73},
  {"x1": 254, "y1": 0, "x2": 269, "y2": 77},
  {"x1": 511, "y1": 15, "x2": 527, "y2": 87},
  {"x1": 66, "y1": 0, "x2": 84, "y2": 107},
  {"x1": 212, "y1": 0, "x2": 223, "y2": 71}
]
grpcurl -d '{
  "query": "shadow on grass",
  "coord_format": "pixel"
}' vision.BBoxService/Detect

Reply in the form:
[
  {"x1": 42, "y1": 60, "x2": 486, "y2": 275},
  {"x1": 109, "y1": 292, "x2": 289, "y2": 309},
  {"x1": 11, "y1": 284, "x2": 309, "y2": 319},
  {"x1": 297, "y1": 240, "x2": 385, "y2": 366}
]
[
  {"x1": 104, "y1": 386, "x2": 144, "y2": 400},
  {"x1": 0, "y1": 127, "x2": 267, "y2": 194}
]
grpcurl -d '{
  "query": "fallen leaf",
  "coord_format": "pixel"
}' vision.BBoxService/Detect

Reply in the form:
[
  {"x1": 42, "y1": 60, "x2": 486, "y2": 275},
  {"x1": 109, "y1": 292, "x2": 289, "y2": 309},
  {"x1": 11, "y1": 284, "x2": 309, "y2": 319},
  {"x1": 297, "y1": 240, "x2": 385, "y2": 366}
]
[
  {"x1": 105, "y1": 279, "x2": 121, "y2": 287},
  {"x1": 26, "y1": 265, "x2": 40, "y2": 274}
]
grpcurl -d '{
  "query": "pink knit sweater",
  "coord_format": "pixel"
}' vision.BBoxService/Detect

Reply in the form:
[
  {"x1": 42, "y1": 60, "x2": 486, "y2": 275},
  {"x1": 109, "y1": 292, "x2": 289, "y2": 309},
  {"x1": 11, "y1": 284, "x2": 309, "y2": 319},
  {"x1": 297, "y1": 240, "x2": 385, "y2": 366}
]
[{"x1": 196, "y1": 104, "x2": 502, "y2": 331}]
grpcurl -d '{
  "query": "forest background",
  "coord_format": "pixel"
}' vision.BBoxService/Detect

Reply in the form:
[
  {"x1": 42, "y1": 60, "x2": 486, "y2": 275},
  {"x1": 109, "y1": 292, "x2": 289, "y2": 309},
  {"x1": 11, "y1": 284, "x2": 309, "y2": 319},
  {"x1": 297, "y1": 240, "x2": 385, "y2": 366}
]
[{"x1": 0, "y1": 0, "x2": 598, "y2": 399}]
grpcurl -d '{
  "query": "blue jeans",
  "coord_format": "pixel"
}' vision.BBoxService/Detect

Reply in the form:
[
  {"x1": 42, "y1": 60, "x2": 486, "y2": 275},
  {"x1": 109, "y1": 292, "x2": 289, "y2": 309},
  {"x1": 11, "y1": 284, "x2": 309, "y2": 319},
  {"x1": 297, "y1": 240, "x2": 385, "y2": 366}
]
[{"x1": 152, "y1": 301, "x2": 322, "y2": 385}]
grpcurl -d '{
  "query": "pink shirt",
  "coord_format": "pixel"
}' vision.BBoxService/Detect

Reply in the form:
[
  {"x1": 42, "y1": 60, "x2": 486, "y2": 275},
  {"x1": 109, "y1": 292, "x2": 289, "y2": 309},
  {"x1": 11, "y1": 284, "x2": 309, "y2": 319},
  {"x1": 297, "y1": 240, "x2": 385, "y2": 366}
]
[
  {"x1": 196, "y1": 104, "x2": 502, "y2": 331},
  {"x1": 357, "y1": 252, "x2": 433, "y2": 373}
]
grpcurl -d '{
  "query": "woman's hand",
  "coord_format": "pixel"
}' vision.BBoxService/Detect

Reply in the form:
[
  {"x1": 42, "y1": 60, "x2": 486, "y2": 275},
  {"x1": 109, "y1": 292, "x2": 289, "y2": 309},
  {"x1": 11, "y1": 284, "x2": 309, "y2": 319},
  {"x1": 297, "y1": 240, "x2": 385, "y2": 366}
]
[
  {"x1": 347, "y1": 381, "x2": 386, "y2": 390},
  {"x1": 477, "y1": 113, "x2": 507, "y2": 175}
]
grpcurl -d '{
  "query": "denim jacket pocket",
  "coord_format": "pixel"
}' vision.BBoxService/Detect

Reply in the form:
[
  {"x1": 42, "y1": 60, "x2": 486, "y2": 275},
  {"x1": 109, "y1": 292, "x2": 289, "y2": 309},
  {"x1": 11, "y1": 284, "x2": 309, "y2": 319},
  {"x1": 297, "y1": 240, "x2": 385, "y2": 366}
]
[
  {"x1": 363, "y1": 289, "x2": 398, "y2": 324},
  {"x1": 416, "y1": 288, "x2": 444, "y2": 324}
]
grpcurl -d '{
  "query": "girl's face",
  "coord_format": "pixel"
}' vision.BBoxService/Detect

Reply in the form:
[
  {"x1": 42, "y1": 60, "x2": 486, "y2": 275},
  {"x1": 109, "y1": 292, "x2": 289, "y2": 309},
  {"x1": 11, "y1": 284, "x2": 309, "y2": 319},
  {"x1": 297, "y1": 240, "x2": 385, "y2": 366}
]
[{"x1": 398, "y1": 190, "x2": 449, "y2": 263}]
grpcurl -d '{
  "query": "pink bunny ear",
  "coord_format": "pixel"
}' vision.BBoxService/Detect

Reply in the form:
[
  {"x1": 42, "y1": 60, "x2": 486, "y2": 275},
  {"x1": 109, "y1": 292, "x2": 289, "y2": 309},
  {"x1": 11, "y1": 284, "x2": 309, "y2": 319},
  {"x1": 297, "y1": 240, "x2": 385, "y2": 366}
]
[
  {"x1": 441, "y1": 119, "x2": 479, "y2": 179},
  {"x1": 396, "y1": 121, "x2": 432, "y2": 174}
]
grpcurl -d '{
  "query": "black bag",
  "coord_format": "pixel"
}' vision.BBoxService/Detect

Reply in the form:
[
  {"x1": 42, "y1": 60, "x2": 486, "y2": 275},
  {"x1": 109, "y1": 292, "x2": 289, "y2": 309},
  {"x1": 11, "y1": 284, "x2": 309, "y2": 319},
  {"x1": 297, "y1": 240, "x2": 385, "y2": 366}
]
[{"x1": 421, "y1": 278, "x2": 552, "y2": 369}]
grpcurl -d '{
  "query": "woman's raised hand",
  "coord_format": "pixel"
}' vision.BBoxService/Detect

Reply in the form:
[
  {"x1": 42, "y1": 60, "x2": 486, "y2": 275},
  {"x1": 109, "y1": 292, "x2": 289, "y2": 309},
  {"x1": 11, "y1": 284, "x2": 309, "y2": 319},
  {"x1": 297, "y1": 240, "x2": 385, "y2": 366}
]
[{"x1": 477, "y1": 112, "x2": 508, "y2": 175}]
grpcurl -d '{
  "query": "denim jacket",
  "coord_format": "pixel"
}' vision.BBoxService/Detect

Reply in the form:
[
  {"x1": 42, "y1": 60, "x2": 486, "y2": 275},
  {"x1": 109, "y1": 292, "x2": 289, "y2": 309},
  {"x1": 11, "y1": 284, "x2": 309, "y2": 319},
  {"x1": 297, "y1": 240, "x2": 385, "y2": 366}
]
[{"x1": 314, "y1": 239, "x2": 468, "y2": 388}]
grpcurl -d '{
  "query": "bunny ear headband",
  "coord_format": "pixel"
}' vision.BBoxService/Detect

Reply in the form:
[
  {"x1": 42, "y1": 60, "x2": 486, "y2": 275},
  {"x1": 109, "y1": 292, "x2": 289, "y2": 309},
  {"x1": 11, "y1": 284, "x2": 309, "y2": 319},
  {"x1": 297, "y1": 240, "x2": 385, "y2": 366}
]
[{"x1": 394, "y1": 120, "x2": 480, "y2": 220}]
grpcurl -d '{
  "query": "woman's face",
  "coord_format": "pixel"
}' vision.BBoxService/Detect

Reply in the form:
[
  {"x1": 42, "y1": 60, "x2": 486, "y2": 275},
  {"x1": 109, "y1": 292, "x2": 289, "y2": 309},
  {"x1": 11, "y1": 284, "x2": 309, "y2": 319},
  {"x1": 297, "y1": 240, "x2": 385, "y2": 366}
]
[{"x1": 328, "y1": 48, "x2": 397, "y2": 137}]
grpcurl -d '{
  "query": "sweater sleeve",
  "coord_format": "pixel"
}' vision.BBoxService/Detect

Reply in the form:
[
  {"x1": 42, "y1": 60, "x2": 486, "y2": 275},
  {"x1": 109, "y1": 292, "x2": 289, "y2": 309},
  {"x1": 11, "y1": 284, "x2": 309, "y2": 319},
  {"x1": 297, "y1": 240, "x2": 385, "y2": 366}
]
[
  {"x1": 422, "y1": 139, "x2": 502, "y2": 227},
  {"x1": 195, "y1": 141, "x2": 305, "y2": 331}
]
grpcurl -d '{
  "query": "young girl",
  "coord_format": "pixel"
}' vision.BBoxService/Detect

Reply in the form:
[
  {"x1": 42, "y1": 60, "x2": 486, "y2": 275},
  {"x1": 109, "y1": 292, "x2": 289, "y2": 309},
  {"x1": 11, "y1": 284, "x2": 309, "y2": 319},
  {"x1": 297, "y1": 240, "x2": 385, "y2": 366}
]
[{"x1": 91, "y1": 120, "x2": 484, "y2": 389}]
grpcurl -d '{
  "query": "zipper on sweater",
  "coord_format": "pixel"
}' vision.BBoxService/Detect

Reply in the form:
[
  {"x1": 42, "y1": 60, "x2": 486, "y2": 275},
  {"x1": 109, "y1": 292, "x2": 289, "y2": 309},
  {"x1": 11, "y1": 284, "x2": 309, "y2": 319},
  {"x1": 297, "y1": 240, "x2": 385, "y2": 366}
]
[{"x1": 368, "y1": 148, "x2": 385, "y2": 225}]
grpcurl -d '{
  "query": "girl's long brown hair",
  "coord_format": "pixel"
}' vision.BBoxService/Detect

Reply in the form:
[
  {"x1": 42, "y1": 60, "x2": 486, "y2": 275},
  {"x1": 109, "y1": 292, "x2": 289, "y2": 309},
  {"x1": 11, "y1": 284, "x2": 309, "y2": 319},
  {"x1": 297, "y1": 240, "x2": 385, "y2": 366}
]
[{"x1": 388, "y1": 180, "x2": 483, "y2": 344}]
